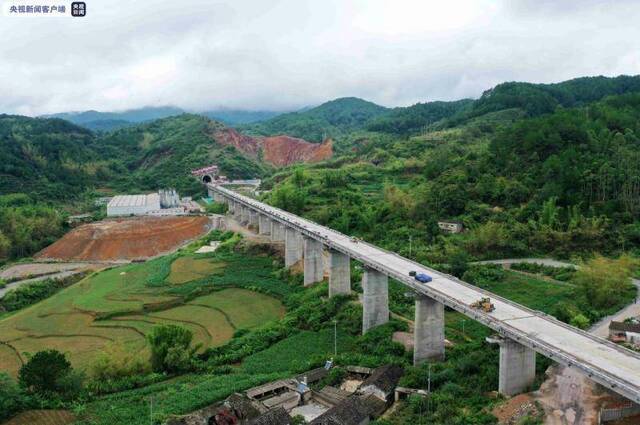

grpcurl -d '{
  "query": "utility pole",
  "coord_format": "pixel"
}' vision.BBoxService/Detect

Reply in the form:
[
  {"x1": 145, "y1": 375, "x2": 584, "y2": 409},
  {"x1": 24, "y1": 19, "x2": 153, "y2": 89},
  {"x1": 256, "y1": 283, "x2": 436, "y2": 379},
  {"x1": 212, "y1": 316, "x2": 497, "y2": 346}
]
[
  {"x1": 427, "y1": 363, "x2": 431, "y2": 417},
  {"x1": 333, "y1": 320, "x2": 337, "y2": 357}
]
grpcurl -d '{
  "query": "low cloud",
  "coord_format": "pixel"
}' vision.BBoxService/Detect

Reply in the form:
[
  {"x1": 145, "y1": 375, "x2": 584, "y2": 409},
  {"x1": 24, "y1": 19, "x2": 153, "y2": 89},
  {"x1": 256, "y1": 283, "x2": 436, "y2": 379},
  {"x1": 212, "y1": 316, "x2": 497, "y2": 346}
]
[{"x1": 1, "y1": 0, "x2": 639, "y2": 115}]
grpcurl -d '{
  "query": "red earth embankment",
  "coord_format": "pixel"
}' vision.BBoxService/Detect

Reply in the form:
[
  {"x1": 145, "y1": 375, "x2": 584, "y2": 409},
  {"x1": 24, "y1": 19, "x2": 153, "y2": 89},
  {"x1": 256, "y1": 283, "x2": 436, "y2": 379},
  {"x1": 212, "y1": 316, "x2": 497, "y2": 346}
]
[
  {"x1": 36, "y1": 216, "x2": 212, "y2": 262},
  {"x1": 212, "y1": 128, "x2": 332, "y2": 166}
]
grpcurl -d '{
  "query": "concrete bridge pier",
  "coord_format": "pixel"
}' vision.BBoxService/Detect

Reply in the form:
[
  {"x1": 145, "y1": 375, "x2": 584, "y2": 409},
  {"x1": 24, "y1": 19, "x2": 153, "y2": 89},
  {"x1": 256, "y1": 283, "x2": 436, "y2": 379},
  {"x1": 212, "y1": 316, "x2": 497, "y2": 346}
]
[
  {"x1": 413, "y1": 294, "x2": 445, "y2": 364},
  {"x1": 487, "y1": 336, "x2": 536, "y2": 396},
  {"x1": 303, "y1": 237, "x2": 324, "y2": 286},
  {"x1": 233, "y1": 203, "x2": 242, "y2": 220},
  {"x1": 362, "y1": 267, "x2": 389, "y2": 333},
  {"x1": 207, "y1": 186, "x2": 214, "y2": 198},
  {"x1": 259, "y1": 215, "x2": 271, "y2": 235},
  {"x1": 328, "y1": 250, "x2": 350, "y2": 297},
  {"x1": 227, "y1": 200, "x2": 235, "y2": 213},
  {"x1": 270, "y1": 221, "x2": 285, "y2": 242},
  {"x1": 240, "y1": 206, "x2": 250, "y2": 225},
  {"x1": 249, "y1": 210, "x2": 259, "y2": 229},
  {"x1": 285, "y1": 227, "x2": 303, "y2": 267}
]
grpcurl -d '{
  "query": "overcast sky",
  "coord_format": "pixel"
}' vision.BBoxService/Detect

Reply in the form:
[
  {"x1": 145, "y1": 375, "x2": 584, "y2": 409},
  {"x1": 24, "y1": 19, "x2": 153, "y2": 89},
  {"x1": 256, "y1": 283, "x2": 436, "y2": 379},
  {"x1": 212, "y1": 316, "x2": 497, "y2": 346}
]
[{"x1": 1, "y1": 0, "x2": 640, "y2": 116}]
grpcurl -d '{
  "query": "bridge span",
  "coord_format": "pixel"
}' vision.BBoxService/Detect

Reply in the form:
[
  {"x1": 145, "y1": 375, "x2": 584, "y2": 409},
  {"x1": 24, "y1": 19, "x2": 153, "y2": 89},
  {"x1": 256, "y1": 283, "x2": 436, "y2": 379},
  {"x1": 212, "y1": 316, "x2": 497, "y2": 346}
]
[{"x1": 207, "y1": 183, "x2": 640, "y2": 403}]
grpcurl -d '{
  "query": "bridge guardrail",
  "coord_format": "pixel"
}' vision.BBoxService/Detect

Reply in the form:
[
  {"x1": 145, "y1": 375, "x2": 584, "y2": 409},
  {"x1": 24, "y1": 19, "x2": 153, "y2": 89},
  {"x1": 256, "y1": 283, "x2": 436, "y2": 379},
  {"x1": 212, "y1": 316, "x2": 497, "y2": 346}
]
[{"x1": 212, "y1": 184, "x2": 640, "y2": 402}]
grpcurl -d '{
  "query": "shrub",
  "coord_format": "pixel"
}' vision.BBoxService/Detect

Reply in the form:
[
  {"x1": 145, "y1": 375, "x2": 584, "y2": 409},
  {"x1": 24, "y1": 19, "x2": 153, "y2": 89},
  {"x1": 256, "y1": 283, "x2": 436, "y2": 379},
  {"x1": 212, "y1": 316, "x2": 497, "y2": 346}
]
[
  {"x1": 19, "y1": 349, "x2": 82, "y2": 398},
  {"x1": 573, "y1": 255, "x2": 636, "y2": 309},
  {"x1": 0, "y1": 273, "x2": 86, "y2": 312},
  {"x1": 462, "y1": 265, "x2": 506, "y2": 288},
  {"x1": 0, "y1": 372, "x2": 26, "y2": 421},
  {"x1": 147, "y1": 325, "x2": 197, "y2": 373},
  {"x1": 569, "y1": 314, "x2": 590, "y2": 330},
  {"x1": 90, "y1": 342, "x2": 150, "y2": 380}
]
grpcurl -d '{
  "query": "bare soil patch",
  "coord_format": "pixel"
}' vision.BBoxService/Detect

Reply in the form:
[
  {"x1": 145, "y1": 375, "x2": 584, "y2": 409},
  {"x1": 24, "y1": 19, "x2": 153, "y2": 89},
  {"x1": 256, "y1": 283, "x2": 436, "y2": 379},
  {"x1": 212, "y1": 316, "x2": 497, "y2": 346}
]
[
  {"x1": 35, "y1": 216, "x2": 212, "y2": 262},
  {"x1": 3, "y1": 410, "x2": 75, "y2": 425},
  {"x1": 493, "y1": 394, "x2": 541, "y2": 424}
]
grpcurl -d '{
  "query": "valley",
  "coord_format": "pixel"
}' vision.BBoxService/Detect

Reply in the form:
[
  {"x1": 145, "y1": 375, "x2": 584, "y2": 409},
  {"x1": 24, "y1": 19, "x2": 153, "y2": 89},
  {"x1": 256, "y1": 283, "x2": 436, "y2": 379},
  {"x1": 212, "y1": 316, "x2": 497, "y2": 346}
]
[{"x1": 1, "y1": 75, "x2": 640, "y2": 425}]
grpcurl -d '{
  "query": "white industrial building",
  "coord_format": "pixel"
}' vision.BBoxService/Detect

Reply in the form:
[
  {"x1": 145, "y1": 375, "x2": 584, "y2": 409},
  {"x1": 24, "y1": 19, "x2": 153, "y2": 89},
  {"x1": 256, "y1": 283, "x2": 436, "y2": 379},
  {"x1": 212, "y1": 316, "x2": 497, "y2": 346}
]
[{"x1": 107, "y1": 193, "x2": 161, "y2": 216}]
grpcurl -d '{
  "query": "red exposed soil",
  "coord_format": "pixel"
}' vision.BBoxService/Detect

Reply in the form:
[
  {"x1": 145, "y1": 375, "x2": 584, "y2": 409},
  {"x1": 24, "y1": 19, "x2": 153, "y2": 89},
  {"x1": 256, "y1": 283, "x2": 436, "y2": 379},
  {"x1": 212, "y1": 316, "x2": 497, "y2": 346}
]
[
  {"x1": 36, "y1": 216, "x2": 212, "y2": 262},
  {"x1": 212, "y1": 127, "x2": 332, "y2": 166},
  {"x1": 263, "y1": 136, "x2": 332, "y2": 166},
  {"x1": 492, "y1": 394, "x2": 541, "y2": 424}
]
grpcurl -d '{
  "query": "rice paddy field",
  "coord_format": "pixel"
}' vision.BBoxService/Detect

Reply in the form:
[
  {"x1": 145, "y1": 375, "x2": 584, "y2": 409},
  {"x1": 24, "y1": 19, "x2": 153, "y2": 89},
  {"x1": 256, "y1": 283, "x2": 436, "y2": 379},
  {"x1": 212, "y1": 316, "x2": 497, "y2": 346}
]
[{"x1": 0, "y1": 249, "x2": 286, "y2": 376}]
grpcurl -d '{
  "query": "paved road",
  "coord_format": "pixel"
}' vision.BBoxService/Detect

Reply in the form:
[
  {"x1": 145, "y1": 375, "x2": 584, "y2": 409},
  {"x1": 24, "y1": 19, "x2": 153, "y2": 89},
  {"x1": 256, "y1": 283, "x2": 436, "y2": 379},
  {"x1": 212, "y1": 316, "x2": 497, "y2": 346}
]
[
  {"x1": 0, "y1": 270, "x2": 79, "y2": 299},
  {"x1": 213, "y1": 185, "x2": 640, "y2": 403}
]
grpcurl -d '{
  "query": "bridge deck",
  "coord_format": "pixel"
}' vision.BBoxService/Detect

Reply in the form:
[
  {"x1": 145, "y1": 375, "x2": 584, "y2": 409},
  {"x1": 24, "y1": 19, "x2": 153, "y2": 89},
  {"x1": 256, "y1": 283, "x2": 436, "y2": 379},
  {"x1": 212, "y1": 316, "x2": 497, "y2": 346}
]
[{"x1": 212, "y1": 185, "x2": 640, "y2": 402}]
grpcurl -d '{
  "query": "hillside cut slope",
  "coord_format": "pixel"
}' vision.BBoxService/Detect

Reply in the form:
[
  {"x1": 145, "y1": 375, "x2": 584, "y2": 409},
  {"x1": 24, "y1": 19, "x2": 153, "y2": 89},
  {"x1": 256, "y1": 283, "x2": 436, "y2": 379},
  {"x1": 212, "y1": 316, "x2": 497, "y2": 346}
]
[
  {"x1": 212, "y1": 127, "x2": 332, "y2": 166},
  {"x1": 37, "y1": 216, "x2": 212, "y2": 261}
]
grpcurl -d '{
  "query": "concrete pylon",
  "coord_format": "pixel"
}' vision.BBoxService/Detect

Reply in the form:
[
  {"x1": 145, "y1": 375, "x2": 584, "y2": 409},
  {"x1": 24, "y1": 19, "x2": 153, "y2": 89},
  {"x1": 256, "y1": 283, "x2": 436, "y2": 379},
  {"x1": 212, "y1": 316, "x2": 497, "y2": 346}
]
[
  {"x1": 487, "y1": 336, "x2": 536, "y2": 396},
  {"x1": 285, "y1": 227, "x2": 303, "y2": 267},
  {"x1": 362, "y1": 267, "x2": 389, "y2": 333},
  {"x1": 241, "y1": 207, "x2": 250, "y2": 225},
  {"x1": 270, "y1": 221, "x2": 285, "y2": 242},
  {"x1": 227, "y1": 200, "x2": 235, "y2": 214},
  {"x1": 259, "y1": 215, "x2": 271, "y2": 235},
  {"x1": 249, "y1": 210, "x2": 259, "y2": 229},
  {"x1": 328, "y1": 250, "x2": 350, "y2": 297},
  {"x1": 303, "y1": 237, "x2": 324, "y2": 286},
  {"x1": 413, "y1": 294, "x2": 445, "y2": 364},
  {"x1": 234, "y1": 204, "x2": 243, "y2": 221}
]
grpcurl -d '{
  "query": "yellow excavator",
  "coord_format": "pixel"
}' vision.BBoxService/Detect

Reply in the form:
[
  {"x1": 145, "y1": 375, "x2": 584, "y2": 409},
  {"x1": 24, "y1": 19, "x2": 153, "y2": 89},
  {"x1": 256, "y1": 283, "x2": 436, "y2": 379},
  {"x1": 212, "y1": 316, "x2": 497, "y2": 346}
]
[{"x1": 470, "y1": 297, "x2": 495, "y2": 313}]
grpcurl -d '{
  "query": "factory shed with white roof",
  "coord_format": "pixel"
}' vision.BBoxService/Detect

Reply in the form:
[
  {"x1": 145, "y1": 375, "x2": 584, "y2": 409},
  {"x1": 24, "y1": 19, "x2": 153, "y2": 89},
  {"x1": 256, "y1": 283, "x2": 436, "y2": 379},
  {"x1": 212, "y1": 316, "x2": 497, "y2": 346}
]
[{"x1": 107, "y1": 193, "x2": 161, "y2": 216}]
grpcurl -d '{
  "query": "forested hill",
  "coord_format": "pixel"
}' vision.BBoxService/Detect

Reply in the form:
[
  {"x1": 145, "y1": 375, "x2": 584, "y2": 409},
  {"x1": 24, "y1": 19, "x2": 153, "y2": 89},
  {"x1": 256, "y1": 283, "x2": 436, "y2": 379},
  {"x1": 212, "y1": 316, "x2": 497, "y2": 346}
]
[
  {"x1": 365, "y1": 99, "x2": 473, "y2": 135},
  {"x1": 447, "y1": 74, "x2": 640, "y2": 126},
  {"x1": 242, "y1": 97, "x2": 389, "y2": 141},
  {"x1": 0, "y1": 114, "x2": 269, "y2": 201},
  {"x1": 0, "y1": 115, "x2": 104, "y2": 200},
  {"x1": 98, "y1": 114, "x2": 269, "y2": 195},
  {"x1": 44, "y1": 106, "x2": 185, "y2": 132},
  {"x1": 263, "y1": 91, "x2": 640, "y2": 261}
]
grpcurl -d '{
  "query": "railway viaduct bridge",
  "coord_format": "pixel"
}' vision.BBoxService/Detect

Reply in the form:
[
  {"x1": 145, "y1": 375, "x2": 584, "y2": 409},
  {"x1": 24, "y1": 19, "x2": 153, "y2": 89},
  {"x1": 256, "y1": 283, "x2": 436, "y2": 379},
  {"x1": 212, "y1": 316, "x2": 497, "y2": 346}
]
[{"x1": 207, "y1": 184, "x2": 640, "y2": 402}]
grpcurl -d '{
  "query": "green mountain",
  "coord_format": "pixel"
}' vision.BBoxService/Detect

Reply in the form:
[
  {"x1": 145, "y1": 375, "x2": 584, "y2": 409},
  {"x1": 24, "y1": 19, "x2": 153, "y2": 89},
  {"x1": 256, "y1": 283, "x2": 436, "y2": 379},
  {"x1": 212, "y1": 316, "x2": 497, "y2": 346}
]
[
  {"x1": 448, "y1": 75, "x2": 640, "y2": 125},
  {"x1": 44, "y1": 106, "x2": 185, "y2": 132},
  {"x1": 0, "y1": 114, "x2": 269, "y2": 201},
  {"x1": 243, "y1": 97, "x2": 389, "y2": 141},
  {"x1": 263, "y1": 89, "x2": 640, "y2": 261},
  {"x1": 98, "y1": 114, "x2": 270, "y2": 195},
  {"x1": 201, "y1": 109, "x2": 283, "y2": 125},
  {"x1": 0, "y1": 114, "x2": 104, "y2": 199},
  {"x1": 365, "y1": 99, "x2": 474, "y2": 135}
]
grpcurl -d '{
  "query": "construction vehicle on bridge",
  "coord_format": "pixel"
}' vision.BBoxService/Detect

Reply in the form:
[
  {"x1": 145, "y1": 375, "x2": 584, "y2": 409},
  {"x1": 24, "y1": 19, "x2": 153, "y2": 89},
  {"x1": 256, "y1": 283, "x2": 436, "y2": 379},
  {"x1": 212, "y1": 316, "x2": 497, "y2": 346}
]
[{"x1": 470, "y1": 297, "x2": 495, "y2": 313}]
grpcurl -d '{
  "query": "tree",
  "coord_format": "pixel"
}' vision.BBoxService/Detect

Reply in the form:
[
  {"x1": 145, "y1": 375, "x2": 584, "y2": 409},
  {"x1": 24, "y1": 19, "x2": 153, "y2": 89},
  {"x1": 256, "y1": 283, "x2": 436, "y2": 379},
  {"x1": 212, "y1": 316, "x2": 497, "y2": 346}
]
[
  {"x1": 569, "y1": 314, "x2": 590, "y2": 330},
  {"x1": 0, "y1": 373, "x2": 25, "y2": 422},
  {"x1": 18, "y1": 349, "x2": 72, "y2": 394},
  {"x1": 147, "y1": 325, "x2": 196, "y2": 373},
  {"x1": 573, "y1": 255, "x2": 636, "y2": 309}
]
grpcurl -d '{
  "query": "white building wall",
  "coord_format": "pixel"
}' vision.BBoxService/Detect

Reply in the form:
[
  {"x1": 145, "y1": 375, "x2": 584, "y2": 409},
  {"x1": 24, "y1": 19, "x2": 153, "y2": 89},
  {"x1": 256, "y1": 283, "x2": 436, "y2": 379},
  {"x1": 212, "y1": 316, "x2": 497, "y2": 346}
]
[{"x1": 107, "y1": 194, "x2": 161, "y2": 216}]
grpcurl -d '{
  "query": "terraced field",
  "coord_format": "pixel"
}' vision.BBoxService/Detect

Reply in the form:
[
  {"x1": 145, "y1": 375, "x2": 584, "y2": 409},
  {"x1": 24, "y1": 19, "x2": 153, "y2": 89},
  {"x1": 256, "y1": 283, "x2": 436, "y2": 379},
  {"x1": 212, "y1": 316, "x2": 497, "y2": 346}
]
[{"x1": 0, "y1": 251, "x2": 286, "y2": 376}]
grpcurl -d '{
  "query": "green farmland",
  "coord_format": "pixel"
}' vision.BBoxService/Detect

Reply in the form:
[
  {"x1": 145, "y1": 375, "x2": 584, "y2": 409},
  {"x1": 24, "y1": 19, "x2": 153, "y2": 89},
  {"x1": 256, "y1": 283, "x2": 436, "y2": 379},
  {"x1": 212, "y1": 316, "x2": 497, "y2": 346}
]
[{"x1": 0, "y1": 244, "x2": 286, "y2": 376}]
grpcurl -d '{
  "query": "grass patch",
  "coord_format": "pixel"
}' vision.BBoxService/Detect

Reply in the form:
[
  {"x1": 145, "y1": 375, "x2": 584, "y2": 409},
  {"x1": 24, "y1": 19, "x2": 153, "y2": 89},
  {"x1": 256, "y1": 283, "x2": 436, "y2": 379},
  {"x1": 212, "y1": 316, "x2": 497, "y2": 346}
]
[
  {"x1": 474, "y1": 270, "x2": 575, "y2": 313},
  {"x1": 0, "y1": 248, "x2": 287, "y2": 375},
  {"x1": 76, "y1": 371, "x2": 287, "y2": 425},
  {"x1": 166, "y1": 257, "x2": 225, "y2": 285},
  {"x1": 241, "y1": 328, "x2": 356, "y2": 374}
]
